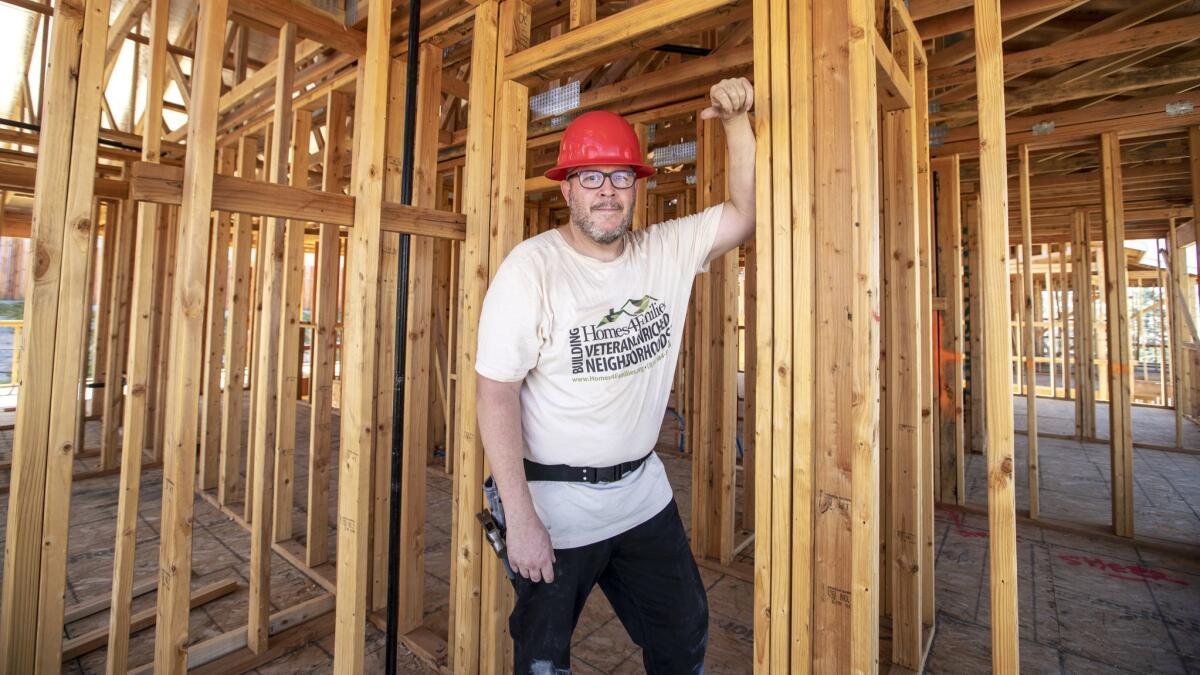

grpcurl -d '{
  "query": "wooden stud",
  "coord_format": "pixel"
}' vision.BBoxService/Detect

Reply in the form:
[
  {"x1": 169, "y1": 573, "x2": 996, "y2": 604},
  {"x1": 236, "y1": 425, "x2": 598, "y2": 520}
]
[
  {"x1": 973, "y1": 0, "x2": 1021, "y2": 669},
  {"x1": 100, "y1": 191, "x2": 137, "y2": 470},
  {"x1": 6, "y1": 0, "x2": 112, "y2": 668},
  {"x1": 1101, "y1": 131, "x2": 1134, "y2": 538},
  {"x1": 331, "y1": 0, "x2": 390, "y2": 665},
  {"x1": 965, "y1": 199, "x2": 985, "y2": 454},
  {"x1": 151, "y1": 0, "x2": 229, "y2": 670},
  {"x1": 1072, "y1": 209, "x2": 1096, "y2": 439},
  {"x1": 884, "y1": 30, "x2": 923, "y2": 670},
  {"x1": 569, "y1": 0, "x2": 596, "y2": 28},
  {"x1": 1019, "y1": 145, "x2": 1040, "y2": 520},
  {"x1": 398, "y1": 41, "x2": 444, "y2": 634},
  {"x1": 306, "y1": 91, "x2": 348, "y2": 567},
  {"x1": 219, "y1": 136, "x2": 260, "y2": 506},
  {"x1": 272, "y1": 108, "x2": 313, "y2": 543},
  {"x1": 932, "y1": 155, "x2": 964, "y2": 505},
  {"x1": 105, "y1": 1, "x2": 171, "y2": 669},
  {"x1": 1168, "y1": 218, "x2": 1185, "y2": 447},
  {"x1": 200, "y1": 148, "x2": 237, "y2": 490},
  {"x1": 450, "y1": 4, "x2": 500, "y2": 673},
  {"x1": 248, "y1": 22, "x2": 297, "y2": 655}
]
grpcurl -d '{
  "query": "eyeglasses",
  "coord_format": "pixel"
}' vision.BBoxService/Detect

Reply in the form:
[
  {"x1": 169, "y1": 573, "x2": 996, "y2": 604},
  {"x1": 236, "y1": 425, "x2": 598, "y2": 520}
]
[{"x1": 568, "y1": 169, "x2": 637, "y2": 190}]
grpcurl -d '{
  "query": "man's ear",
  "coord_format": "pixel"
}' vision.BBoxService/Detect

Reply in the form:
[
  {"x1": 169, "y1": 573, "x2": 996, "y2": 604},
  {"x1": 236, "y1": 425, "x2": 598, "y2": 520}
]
[{"x1": 560, "y1": 180, "x2": 571, "y2": 202}]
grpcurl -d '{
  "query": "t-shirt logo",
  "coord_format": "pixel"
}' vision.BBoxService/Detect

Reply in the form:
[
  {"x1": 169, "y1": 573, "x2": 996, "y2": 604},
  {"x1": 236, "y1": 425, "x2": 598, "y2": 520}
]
[{"x1": 568, "y1": 295, "x2": 672, "y2": 381}]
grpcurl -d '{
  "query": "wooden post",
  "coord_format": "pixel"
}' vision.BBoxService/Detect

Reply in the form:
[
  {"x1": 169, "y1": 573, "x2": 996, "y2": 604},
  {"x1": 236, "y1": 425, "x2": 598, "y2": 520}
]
[
  {"x1": 1059, "y1": 243, "x2": 1069, "y2": 400},
  {"x1": 1018, "y1": 145, "x2": 1039, "y2": 520},
  {"x1": 105, "y1": 1, "x2": 170, "y2": 669},
  {"x1": 152, "y1": 0, "x2": 228, "y2": 670},
  {"x1": 1101, "y1": 131, "x2": 1134, "y2": 538},
  {"x1": 397, "y1": 41, "x2": 444, "y2": 634},
  {"x1": 932, "y1": 155, "x2": 964, "y2": 505},
  {"x1": 199, "y1": 148, "x2": 237, "y2": 490},
  {"x1": 246, "y1": 23, "x2": 298, "y2": 655},
  {"x1": 966, "y1": 198, "x2": 985, "y2": 454},
  {"x1": 974, "y1": 0, "x2": 1020, "y2": 669},
  {"x1": 914, "y1": 38, "x2": 936, "y2": 632},
  {"x1": 219, "y1": 136, "x2": 259, "y2": 506},
  {"x1": 1072, "y1": 209, "x2": 1096, "y2": 439},
  {"x1": 0, "y1": 0, "x2": 112, "y2": 668},
  {"x1": 332, "y1": 0, "x2": 390, "y2": 666},
  {"x1": 883, "y1": 29, "x2": 922, "y2": 670},
  {"x1": 633, "y1": 122, "x2": 649, "y2": 231},
  {"x1": 451, "y1": 4, "x2": 500, "y2": 672},
  {"x1": 306, "y1": 91, "x2": 348, "y2": 567},
  {"x1": 1168, "y1": 218, "x2": 1185, "y2": 448},
  {"x1": 272, "y1": 108, "x2": 313, "y2": 543},
  {"x1": 100, "y1": 190, "x2": 136, "y2": 470},
  {"x1": 1191, "y1": 127, "x2": 1200, "y2": 320}
]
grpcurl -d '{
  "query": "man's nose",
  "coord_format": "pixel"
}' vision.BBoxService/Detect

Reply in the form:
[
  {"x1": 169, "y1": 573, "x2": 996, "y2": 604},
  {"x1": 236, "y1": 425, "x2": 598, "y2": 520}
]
[{"x1": 598, "y1": 179, "x2": 617, "y2": 197}]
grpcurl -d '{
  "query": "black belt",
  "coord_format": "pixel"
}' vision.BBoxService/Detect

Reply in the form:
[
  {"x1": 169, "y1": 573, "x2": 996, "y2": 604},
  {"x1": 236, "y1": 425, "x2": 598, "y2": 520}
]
[{"x1": 523, "y1": 451, "x2": 653, "y2": 484}]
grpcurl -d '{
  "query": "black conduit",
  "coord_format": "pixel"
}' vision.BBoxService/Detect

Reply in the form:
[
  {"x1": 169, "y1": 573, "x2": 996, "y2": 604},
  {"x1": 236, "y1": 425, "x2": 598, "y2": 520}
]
[{"x1": 385, "y1": 0, "x2": 422, "y2": 670}]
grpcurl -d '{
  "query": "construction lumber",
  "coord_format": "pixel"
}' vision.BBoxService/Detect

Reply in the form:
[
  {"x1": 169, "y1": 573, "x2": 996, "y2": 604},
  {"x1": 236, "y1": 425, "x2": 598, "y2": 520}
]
[
  {"x1": 934, "y1": 91, "x2": 1200, "y2": 157},
  {"x1": 502, "y1": 0, "x2": 744, "y2": 85},
  {"x1": 331, "y1": 0, "x2": 391, "y2": 667},
  {"x1": 199, "y1": 149, "x2": 237, "y2": 490},
  {"x1": 63, "y1": 578, "x2": 240, "y2": 661},
  {"x1": 929, "y1": 14, "x2": 1200, "y2": 89},
  {"x1": 883, "y1": 29, "x2": 923, "y2": 670},
  {"x1": 306, "y1": 91, "x2": 349, "y2": 567},
  {"x1": 248, "y1": 22, "x2": 298, "y2": 655},
  {"x1": 105, "y1": 1, "x2": 171, "y2": 670},
  {"x1": 917, "y1": 0, "x2": 1086, "y2": 40},
  {"x1": 974, "y1": 0, "x2": 1021, "y2": 670},
  {"x1": 397, "y1": 41, "x2": 443, "y2": 634},
  {"x1": 219, "y1": 137, "x2": 260, "y2": 506},
  {"x1": 450, "y1": 3, "x2": 501, "y2": 673},
  {"x1": 1071, "y1": 210, "x2": 1096, "y2": 439},
  {"x1": 128, "y1": 161, "x2": 467, "y2": 240},
  {"x1": 0, "y1": 0, "x2": 110, "y2": 669},
  {"x1": 1168, "y1": 218, "x2": 1186, "y2": 447},
  {"x1": 272, "y1": 108, "x2": 314, "y2": 544},
  {"x1": 932, "y1": 155, "x2": 965, "y2": 505},
  {"x1": 99, "y1": 191, "x2": 136, "y2": 469},
  {"x1": 150, "y1": 0, "x2": 228, "y2": 671},
  {"x1": 936, "y1": 59, "x2": 1200, "y2": 121},
  {"x1": 1018, "y1": 145, "x2": 1040, "y2": 519},
  {"x1": 235, "y1": 1, "x2": 366, "y2": 55},
  {"x1": 875, "y1": 34, "x2": 915, "y2": 112},
  {"x1": 1101, "y1": 132, "x2": 1135, "y2": 538}
]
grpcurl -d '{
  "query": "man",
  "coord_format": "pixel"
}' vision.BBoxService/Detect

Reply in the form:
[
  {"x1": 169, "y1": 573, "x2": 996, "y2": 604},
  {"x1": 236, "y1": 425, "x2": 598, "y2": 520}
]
[{"x1": 475, "y1": 77, "x2": 756, "y2": 674}]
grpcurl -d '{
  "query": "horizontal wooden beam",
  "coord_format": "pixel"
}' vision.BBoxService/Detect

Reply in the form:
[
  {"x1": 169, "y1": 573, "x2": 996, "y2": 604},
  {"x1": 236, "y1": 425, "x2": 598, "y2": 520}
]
[
  {"x1": 532, "y1": 43, "x2": 753, "y2": 123},
  {"x1": 916, "y1": 0, "x2": 1081, "y2": 40},
  {"x1": 930, "y1": 14, "x2": 1200, "y2": 89},
  {"x1": 936, "y1": 59, "x2": 1200, "y2": 121},
  {"x1": 934, "y1": 91, "x2": 1200, "y2": 156},
  {"x1": 0, "y1": 162, "x2": 128, "y2": 200},
  {"x1": 128, "y1": 162, "x2": 465, "y2": 240},
  {"x1": 876, "y1": 34, "x2": 915, "y2": 111},
  {"x1": 61, "y1": 579, "x2": 240, "y2": 661},
  {"x1": 503, "y1": 0, "x2": 747, "y2": 85},
  {"x1": 234, "y1": 1, "x2": 366, "y2": 55}
]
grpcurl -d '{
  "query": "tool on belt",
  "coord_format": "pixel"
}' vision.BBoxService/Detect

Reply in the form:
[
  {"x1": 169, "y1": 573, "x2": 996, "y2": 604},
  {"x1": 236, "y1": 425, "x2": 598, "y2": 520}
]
[{"x1": 477, "y1": 451, "x2": 655, "y2": 575}]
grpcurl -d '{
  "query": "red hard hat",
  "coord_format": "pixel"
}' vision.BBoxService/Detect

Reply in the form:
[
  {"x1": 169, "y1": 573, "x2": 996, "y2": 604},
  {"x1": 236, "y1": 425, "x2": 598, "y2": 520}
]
[{"x1": 544, "y1": 111, "x2": 655, "y2": 181}]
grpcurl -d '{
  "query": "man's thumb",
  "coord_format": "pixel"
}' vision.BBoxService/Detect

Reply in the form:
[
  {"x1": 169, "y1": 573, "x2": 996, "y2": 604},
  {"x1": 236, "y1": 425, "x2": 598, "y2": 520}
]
[{"x1": 699, "y1": 106, "x2": 719, "y2": 120}]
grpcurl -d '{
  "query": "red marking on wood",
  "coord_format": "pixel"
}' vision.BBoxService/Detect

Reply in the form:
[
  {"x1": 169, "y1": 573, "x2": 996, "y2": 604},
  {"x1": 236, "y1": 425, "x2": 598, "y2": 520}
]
[{"x1": 1058, "y1": 554, "x2": 1190, "y2": 586}]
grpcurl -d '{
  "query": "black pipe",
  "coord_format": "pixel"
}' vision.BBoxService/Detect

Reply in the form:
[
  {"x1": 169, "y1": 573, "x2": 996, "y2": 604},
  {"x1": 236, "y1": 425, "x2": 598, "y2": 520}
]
[
  {"x1": 385, "y1": 0, "x2": 422, "y2": 670},
  {"x1": 652, "y1": 44, "x2": 711, "y2": 57},
  {"x1": 0, "y1": 117, "x2": 144, "y2": 153}
]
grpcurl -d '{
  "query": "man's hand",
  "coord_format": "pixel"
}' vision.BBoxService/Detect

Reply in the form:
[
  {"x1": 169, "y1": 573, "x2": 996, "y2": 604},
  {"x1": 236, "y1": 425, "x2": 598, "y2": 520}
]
[
  {"x1": 506, "y1": 514, "x2": 556, "y2": 583},
  {"x1": 700, "y1": 77, "x2": 753, "y2": 122}
]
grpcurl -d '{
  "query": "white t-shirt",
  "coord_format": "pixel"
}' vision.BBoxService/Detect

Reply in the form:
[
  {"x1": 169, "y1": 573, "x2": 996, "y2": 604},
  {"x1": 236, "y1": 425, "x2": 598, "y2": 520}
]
[{"x1": 475, "y1": 204, "x2": 724, "y2": 548}]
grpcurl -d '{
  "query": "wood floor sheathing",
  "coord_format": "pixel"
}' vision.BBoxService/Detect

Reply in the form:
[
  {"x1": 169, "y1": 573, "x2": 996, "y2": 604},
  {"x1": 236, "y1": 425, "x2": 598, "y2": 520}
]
[{"x1": 0, "y1": 393, "x2": 1197, "y2": 673}]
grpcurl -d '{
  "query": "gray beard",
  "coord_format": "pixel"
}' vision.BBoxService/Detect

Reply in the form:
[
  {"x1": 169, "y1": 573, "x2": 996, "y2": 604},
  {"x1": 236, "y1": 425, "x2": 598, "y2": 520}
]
[{"x1": 569, "y1": 193, "x2": 635, "y2": 244}]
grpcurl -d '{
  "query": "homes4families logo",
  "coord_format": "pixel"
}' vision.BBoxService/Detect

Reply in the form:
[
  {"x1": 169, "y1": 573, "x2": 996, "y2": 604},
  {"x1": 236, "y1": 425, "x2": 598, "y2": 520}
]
[{"x1": 568, "y1": 295, "x2": 671, "y2": 380}]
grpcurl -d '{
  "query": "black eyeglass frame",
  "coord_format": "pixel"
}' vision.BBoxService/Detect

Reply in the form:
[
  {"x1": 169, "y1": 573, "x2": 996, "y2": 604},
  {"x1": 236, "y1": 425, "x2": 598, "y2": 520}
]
[{"x1": 566, "y1": 168, "x2": 638, "y2": 190}]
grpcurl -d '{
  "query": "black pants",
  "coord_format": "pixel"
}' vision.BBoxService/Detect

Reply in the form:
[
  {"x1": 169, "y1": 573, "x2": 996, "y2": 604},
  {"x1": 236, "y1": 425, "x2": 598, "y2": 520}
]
[{"x1": 509, "y1": 500, "x2": 708, "y2": 675}]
